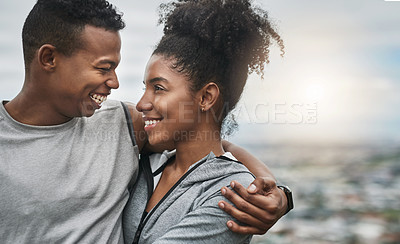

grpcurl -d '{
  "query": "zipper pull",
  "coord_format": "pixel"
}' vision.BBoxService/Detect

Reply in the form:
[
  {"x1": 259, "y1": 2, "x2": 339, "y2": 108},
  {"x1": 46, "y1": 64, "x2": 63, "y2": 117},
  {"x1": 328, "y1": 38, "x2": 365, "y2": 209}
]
[{"x1": 133, "y1": 222, "x2": 145, "y2": 244}]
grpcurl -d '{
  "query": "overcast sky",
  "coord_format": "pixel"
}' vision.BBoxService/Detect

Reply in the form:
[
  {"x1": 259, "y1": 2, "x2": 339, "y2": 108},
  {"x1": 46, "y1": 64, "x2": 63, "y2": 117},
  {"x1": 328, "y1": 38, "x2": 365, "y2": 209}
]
[{"x1": 1, "y1": 0, "x2": 399, "y2": 145}]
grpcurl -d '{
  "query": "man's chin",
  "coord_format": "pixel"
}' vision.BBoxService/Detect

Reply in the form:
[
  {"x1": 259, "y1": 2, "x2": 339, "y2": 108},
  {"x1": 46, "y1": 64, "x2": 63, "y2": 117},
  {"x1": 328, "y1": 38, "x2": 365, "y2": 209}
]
[{"x1": 79, "y1": 104, "x2": 97, "y2": 117}]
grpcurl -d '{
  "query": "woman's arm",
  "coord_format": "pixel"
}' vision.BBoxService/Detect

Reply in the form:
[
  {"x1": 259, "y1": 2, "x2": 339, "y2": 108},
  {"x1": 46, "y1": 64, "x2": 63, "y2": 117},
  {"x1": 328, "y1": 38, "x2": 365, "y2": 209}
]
[{"x1": 221, "y1": 140, "x2": 289, "y2": 234}]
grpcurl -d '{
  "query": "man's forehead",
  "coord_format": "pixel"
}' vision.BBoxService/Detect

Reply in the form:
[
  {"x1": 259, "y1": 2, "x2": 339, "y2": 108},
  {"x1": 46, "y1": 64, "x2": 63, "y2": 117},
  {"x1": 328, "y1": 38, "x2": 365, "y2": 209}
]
[{"x1": 76, "y1": 25, "x2": 121, "y2": 58}]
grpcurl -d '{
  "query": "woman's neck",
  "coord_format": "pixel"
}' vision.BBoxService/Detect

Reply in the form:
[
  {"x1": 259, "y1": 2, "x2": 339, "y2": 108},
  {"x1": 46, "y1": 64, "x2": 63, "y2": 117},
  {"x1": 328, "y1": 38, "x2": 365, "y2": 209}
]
[
  {"x1": 172, "y1": 130, "x2": 224, "y2": 173},
  {"x1": 144, "y1": 128, "x2": 224, "y2": 212}
]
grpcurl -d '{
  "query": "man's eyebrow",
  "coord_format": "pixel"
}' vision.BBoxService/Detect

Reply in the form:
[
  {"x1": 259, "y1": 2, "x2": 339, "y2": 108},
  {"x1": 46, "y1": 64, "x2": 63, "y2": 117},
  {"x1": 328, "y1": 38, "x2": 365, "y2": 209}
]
[{"x1": 98, "y1": 59, "x2": 118, "y2": 67}]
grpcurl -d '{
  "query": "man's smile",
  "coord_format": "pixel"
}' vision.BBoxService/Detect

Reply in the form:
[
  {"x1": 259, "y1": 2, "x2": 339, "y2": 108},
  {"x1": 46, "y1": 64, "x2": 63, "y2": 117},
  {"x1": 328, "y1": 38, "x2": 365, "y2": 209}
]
[{"x1": 89, "y1": 93, "x2": 108, "y2": 107}]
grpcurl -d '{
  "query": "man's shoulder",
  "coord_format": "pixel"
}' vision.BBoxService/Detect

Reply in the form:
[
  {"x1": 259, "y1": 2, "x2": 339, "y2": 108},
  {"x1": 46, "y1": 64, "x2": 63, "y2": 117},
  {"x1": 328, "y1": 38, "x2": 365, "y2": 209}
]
[
  {"x1": 97, "y1": 99, "x2": 122, "y2": 112},
  {"x1": 83, "y1": 99, "x2": 126, "y2": 125},
  {"x1": 90, "y1": 99, "x2": 124, "y2": 118}
]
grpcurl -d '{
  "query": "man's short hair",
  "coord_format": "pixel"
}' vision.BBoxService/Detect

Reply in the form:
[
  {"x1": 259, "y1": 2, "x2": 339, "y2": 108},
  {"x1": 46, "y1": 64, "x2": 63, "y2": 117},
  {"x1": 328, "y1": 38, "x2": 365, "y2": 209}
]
[{"x1": 22, "y1": 0, "x2": 125, "y2": 68}]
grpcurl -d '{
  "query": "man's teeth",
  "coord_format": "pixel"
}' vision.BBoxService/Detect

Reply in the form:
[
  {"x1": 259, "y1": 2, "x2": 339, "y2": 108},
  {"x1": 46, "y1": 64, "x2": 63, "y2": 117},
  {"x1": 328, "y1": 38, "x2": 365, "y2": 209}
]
[
  {"x1": 145, "y1": 120, "x2": 161, "y2": 126},
  {"x1": 90, "y1": 94, "x2": 107, "y2": 105}
]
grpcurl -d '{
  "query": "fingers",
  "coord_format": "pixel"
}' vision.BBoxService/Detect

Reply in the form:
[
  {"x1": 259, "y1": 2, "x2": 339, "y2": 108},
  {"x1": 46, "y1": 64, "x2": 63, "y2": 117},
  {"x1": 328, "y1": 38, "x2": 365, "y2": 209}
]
[
  {"x1": 218, "y1": 199, "x2": 272, "y2": 234},
  {"x1": 248, "y1": 177, "x2": 277, "y2": 195},
  {"x1": 226, "y1": 220, "x2": 267, "y2": 235},
  {"x1": 218, "y1": 179, "x2": 288, "y2": 235},
  {"x1": 220, "y1": 185, "x2": 279, "y2": 224},
  {"x1": 228, "y1": 181, "x2": 279, "y2": 212},
  {"x1": 247, "y1": 183, "x2": 257, "y2": 193}
]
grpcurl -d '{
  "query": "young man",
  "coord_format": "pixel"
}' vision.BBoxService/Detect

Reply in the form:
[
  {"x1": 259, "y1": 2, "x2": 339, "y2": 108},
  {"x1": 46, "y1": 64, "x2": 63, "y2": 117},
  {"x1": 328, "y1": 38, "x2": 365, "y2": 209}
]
[{"x1": 0, "y1": 0, "x2": 292, "y2": 243}]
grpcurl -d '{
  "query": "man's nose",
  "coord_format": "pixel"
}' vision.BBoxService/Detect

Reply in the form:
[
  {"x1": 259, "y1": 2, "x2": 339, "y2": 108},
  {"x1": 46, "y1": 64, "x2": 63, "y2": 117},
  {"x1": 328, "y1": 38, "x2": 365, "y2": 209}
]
[{"x1": 106, "y1": 72, "x2": 119, "y2": 89}]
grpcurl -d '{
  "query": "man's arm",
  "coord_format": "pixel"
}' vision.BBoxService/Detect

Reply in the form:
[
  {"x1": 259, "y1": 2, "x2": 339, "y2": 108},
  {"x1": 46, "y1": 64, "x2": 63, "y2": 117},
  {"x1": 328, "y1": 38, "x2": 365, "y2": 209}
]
[{"x1": 221, "y1": 140, "x2": 289, "y2": 235}]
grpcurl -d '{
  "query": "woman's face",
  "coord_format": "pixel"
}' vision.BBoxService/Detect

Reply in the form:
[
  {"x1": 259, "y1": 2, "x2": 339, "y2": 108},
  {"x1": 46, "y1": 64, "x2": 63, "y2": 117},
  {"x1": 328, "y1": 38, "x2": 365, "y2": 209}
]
[{"x1": 136, "y1": 54, "x2": 201, "y2": 146}]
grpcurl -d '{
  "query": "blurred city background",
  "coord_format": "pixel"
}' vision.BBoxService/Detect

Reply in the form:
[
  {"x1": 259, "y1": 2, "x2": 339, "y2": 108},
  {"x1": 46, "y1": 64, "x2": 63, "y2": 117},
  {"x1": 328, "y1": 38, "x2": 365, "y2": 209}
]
[{"x1": 1, "y1": 0, "x2": 399, "y2": 243}]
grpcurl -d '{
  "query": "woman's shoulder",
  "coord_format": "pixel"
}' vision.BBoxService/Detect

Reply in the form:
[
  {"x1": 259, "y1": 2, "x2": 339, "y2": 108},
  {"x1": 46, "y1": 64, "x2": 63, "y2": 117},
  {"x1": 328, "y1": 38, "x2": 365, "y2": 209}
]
[
  {"x1": 213, "y1": 152, "x2": 255, "y2": 178},
  {"x1": 186, "y1": 152, "x2": 255, "y2": 190}
]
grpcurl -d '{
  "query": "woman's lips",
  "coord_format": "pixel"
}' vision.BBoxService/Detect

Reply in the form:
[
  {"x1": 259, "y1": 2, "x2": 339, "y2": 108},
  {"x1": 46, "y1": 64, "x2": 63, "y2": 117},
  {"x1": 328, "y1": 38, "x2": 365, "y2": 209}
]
[{"x1": 144, "y1": 118, "x2": 162, "y2": 132}]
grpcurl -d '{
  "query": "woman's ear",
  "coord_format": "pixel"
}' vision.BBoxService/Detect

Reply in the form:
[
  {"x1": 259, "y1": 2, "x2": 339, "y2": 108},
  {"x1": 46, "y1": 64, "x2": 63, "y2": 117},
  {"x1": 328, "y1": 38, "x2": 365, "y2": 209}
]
[
  {"x1": 198, "y1": 82, "x2": 220, "y2": 112},
  {"x1": 37, "y1": 44, "x2": 57, "y2": 72}
]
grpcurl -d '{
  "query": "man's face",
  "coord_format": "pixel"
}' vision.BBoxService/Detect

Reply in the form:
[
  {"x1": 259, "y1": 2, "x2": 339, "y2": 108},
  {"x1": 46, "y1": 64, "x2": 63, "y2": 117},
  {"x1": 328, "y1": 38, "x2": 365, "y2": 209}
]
[{"x1": 50, "y1": 25, "x2": 121, "y2": 118}]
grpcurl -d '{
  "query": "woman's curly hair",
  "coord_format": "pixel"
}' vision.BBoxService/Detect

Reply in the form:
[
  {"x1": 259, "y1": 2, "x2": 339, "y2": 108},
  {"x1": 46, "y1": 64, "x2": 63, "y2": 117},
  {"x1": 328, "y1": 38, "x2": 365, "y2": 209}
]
[{"x1": 154, "y1": 0, "x2": 284, "y2": 134}]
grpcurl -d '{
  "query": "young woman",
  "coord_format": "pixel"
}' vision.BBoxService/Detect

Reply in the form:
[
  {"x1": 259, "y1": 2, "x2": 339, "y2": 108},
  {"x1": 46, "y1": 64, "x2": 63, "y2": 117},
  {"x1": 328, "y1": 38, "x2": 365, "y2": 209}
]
[{"x1": 123, "y1": 0, "x2": 285, "y2": 243}]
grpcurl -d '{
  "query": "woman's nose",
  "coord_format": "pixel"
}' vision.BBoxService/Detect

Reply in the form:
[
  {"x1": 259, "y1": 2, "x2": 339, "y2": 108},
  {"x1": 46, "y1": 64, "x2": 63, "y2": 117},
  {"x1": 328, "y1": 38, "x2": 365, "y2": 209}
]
[{"x1": 136, "y1": 94, "x2": 153, "y2": 112}]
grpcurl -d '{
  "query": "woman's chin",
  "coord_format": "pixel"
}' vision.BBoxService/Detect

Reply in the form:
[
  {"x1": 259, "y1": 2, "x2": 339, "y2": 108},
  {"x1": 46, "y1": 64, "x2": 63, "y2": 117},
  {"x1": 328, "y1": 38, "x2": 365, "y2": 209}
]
[{"x1": 148, "y1": 134, "x2": 171, "y2": 148}]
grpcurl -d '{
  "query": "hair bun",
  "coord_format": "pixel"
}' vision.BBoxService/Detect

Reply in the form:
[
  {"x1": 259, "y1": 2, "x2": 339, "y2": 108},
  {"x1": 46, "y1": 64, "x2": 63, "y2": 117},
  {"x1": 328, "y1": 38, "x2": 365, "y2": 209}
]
[{"x1": 159, "y1": 0, "x2": 284, "y2": 65}]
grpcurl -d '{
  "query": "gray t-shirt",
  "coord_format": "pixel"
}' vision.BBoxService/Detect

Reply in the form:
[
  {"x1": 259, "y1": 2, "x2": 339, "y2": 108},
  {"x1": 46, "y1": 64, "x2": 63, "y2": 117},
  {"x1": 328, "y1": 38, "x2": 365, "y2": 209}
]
[{"x1": 0, "y1": 100, "x2": 139, "y2": 243}]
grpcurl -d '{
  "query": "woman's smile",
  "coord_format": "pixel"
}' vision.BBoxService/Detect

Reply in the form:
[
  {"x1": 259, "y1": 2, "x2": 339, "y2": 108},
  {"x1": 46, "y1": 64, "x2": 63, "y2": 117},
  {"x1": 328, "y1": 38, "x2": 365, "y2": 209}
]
[{"x1": 143, "y1": 117, "x2": 163, "y2": 132}]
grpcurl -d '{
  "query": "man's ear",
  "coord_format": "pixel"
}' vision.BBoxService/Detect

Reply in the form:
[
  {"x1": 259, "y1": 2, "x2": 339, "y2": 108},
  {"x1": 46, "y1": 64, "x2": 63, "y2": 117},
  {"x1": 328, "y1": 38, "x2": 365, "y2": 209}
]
[
  {"x1": 198, "y1": 82, "x2": 221, "y2": 112},
  {"x1": 37, "y1": 44, "x2": 57, "y2": 72}
]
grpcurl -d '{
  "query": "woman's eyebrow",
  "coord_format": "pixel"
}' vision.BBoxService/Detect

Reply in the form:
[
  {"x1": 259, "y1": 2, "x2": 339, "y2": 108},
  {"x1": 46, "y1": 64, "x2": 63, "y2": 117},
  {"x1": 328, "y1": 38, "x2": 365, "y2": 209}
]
[{"x1": 146, "y1": 77, "x2": 168, "y2": 84}]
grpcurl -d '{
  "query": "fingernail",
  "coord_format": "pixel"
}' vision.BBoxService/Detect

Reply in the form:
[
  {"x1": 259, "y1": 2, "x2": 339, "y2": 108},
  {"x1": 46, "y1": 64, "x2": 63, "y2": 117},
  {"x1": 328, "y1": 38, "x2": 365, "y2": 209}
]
[
  {"x1": 221, "y1": 188, "x2": 226, "y2": 195},
  {"x1": 219, "y1": 202, "x2": 225, "y2": 209},
  {"x1": 248, "y1": 184, "x2": 257, "y2": 192},
  {"x1": 227, "y1": 221, "x2": 233, "y2": 228},
  {"x1": 230, "y1": 181, "x2": 235, "y2": 188}
]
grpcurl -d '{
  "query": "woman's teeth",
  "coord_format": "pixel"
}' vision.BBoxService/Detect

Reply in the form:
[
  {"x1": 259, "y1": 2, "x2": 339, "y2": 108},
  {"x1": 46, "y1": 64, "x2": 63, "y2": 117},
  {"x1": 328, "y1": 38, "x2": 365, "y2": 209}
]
[
  {"x1": 90, "y1": 94, "x2": 107, "y2": 105},
  {"x1": 145, "y1": 120, "x2": 161, "y2": 127}
]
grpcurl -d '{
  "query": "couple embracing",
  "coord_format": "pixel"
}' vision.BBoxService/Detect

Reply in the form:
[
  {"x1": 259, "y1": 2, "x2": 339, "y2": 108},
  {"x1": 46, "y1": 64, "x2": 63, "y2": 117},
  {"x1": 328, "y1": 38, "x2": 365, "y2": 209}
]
[{"x1": 0, "y1": 0, "x2": 293, "y2": 243}]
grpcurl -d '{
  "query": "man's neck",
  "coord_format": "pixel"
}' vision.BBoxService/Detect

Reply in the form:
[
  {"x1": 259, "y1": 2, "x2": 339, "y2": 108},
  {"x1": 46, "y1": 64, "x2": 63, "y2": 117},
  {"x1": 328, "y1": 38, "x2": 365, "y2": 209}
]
[{"x1": 4, "y1": 93, "x2": 72, "y2": 126}]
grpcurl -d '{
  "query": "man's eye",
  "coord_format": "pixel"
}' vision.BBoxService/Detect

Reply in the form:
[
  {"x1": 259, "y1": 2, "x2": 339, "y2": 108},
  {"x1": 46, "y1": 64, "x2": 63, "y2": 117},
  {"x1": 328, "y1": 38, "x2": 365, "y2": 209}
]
[
  {"x1": 98, "y1": 67, "x2": 111, "y2": 72},
  {"x1": 154, "y1": 85, "x2": 165, "y2": 91}
]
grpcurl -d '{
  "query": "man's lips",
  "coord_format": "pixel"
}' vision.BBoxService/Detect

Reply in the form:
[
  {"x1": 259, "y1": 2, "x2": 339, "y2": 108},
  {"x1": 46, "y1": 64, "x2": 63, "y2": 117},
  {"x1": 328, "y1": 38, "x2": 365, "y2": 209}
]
[{"x1": 89, "y1": 93, "x2": 108, "y2": 107}]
